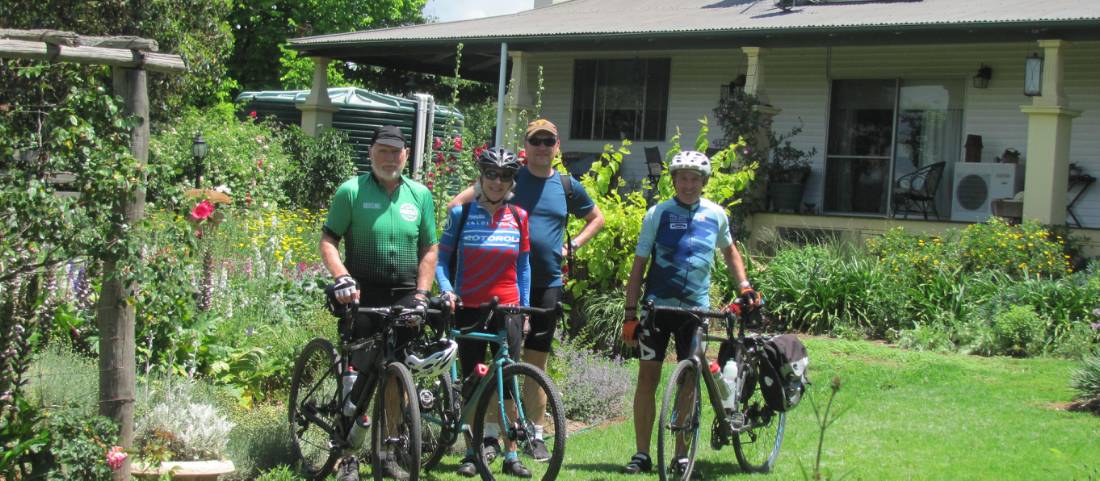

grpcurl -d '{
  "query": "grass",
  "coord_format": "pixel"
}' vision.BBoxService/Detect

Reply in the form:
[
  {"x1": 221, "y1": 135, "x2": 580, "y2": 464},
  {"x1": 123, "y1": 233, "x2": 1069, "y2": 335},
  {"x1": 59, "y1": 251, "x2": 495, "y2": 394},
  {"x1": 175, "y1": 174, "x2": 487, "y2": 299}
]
[
  {"x1": 33, "y1": 335, "x2": 1098, "y2": 480},
  {"x1": 408, "y1": 337, "x2": 1100, "y2": 481}
]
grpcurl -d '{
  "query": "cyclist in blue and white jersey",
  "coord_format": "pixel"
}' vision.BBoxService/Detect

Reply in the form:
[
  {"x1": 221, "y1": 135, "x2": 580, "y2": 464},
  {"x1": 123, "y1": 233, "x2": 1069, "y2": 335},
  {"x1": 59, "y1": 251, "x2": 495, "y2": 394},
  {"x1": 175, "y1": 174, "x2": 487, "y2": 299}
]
[{"x1": 618, "y1": 150, "x2": 758, "y2": 475}]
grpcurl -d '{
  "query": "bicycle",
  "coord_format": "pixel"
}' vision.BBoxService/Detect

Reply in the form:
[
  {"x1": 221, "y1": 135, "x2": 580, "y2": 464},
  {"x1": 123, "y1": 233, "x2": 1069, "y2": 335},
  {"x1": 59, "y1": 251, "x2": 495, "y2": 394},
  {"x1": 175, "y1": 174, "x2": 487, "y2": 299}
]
[
  {"x1": 417, "y1": 296, "x2": 567, "y2": 481},
  {"x1": 643, "y1": 297, "x2": 786, "y2": 481},
  {"x1": 289, "y1": 299, "x2": 438, "y2": 481}
]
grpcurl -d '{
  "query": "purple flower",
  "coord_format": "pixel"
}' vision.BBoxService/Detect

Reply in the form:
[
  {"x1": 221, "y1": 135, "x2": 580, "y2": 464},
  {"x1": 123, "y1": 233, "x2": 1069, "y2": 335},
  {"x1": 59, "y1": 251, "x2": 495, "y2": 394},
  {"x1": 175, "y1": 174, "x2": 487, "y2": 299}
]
[{"x1": 1090, "y1": 322, "x2": 1100, "y2": 331}]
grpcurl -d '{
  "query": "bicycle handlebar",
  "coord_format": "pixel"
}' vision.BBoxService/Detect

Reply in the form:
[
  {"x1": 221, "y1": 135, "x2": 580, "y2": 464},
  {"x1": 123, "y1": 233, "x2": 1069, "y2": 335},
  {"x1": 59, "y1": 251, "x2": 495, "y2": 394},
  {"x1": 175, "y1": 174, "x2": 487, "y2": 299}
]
[
  {"x1": 346, "y1": 303, "x2": 443, "y2": 327},
  {"x1": 641, "y1": 300, "x2": 731, "y2": 320},
  {"x1": 470, "y1": 296, "x2": 562, "y2": 316}
]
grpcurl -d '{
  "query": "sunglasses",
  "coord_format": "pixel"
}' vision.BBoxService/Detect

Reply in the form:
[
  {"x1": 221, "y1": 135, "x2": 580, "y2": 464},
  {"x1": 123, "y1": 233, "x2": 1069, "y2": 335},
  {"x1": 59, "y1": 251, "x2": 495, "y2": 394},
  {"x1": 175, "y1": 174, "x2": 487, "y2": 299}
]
[
  {"x1": 482, "y1": 169, "x2": 515, "y2": 182},
  {"x1": 527, "y1": 136, "x2": 557, "y2": 147}
]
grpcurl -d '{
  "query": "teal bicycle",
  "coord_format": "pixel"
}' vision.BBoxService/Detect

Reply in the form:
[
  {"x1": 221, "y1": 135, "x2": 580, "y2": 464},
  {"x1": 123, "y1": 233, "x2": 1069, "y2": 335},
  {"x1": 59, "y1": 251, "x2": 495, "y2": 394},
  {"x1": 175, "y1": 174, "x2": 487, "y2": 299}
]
[{"x1": 417, "y1": 297, "x2": 567, "y2": 481}]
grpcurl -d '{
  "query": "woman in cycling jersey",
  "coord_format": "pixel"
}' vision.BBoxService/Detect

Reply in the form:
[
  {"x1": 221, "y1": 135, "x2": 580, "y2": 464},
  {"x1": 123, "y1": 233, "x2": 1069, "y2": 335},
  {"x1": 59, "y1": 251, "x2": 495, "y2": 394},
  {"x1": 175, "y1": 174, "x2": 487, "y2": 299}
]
[{"x1": 436, "y1": 147, "x2": 532, "y2": 478}]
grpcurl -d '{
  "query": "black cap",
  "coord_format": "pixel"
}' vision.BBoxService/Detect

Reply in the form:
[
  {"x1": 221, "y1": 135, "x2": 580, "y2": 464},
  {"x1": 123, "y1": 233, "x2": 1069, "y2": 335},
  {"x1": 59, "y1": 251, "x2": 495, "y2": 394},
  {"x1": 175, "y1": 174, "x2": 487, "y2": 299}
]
[{"x1": 371, "y1": 125, "x2": 406, "y2": 149}]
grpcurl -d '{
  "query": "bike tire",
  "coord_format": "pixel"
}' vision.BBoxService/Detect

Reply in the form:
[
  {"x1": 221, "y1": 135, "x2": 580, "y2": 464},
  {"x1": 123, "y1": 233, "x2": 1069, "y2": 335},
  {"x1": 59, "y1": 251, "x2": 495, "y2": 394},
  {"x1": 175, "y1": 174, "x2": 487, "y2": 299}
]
[
  {"x1": 471, "y1": 362, "x2": 567, "y2": 481},
  {"x1": 657, "y1": 360, "x2": 702, "y2": 481},
  {"x1": 288, "y1": 337, "x2": 342, "y2": 480},
  {"x1": 418, "y1": 372, "x2": 460, "y2": 471},
  {"x1": 372, "y1": 361, "x2": 422, "y2": 481},
  {"x1": 732, "y1": 353, "x2": 786, "y2": 473}
]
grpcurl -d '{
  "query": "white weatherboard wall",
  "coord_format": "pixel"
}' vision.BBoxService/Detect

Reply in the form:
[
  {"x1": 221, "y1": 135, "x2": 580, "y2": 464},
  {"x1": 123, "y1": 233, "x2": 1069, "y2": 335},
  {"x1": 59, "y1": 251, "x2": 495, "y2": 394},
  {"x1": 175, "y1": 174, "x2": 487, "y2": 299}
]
[
  {"x1": 530, "y1": 49, "x2": 744, "y2": 182},
  {"x1": 520, "y1": 41, "x2": 1100, "y2": 227}
]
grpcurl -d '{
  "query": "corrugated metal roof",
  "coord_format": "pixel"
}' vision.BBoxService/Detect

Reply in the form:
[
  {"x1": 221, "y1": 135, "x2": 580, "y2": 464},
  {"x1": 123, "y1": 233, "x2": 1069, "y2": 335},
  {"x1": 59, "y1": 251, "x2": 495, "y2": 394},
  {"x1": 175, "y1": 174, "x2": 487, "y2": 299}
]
[{"x1": 290, "y1": 0, "x2": 1100, "y2": 47}]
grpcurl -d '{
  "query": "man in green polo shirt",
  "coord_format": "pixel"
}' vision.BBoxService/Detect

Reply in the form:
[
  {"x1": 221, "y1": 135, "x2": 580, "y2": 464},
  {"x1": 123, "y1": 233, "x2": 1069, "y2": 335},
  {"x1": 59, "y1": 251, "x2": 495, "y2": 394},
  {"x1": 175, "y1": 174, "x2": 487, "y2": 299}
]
[{"x1": 320, "y1": 125, "x2": 437, "y2": 481}]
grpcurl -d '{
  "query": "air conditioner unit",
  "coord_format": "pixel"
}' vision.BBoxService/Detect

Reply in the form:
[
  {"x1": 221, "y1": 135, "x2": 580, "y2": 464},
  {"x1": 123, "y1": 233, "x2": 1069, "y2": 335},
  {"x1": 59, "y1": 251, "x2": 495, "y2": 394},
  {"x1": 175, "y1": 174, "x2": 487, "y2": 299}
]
[{"x1": 951, "y1": 163, "x2": 1020, "y2": 222}]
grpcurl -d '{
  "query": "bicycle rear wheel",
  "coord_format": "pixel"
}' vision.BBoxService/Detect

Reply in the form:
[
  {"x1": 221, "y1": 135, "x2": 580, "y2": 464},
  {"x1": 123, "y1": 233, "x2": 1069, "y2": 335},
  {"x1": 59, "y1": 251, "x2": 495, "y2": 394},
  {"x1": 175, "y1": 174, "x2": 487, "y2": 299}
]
[
  {"x1": 418, "y1": 372, "x2": 460, "y2": 471},
  {"x1": 288, "y1": 338, "x2": 342, "y2": 480},
  {"x1": 732, "y1": 355, "x2": 786, "y2": 473},
  {"x1": 471, "y1": 362, "x2": 566, "y2": 481},
  {"x1": 372, "y1": 362, "x2": 421, "y2": 481},
  {"x1": 657, "y1": 360, "x2": 701, "y2": 481}
]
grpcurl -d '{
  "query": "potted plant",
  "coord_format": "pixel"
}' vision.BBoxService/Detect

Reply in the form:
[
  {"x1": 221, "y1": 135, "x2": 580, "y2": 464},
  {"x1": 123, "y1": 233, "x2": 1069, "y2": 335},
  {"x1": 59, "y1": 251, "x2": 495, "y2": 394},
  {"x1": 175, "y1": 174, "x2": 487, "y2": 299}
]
[
  {"x1": 132, "y1": 383, "x2": 236, "y2": 481},
  {"x1": 765, "y1": 132, "x2": 817, "y2": 212}
]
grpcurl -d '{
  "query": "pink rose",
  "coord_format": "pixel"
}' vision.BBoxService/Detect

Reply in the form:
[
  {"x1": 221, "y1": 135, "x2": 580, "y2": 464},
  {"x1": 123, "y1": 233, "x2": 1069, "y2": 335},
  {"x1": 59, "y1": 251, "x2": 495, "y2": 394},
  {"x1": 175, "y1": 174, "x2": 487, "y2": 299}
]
[
  {"x1": 106, "y1": 446, "x2": 127, "y2": 470},
  {"x1": 249, "y1": 111, "x2": 257, "y2": 119},
  {"x1": 453, "y1": 136, "x2": 463, "y2": 151},
  {"x1": 434, "y1": 152, "x2": 444, "y2": 164},
  {"x1": 432, "y1": 137, "x2": 443, "y2": 150},
  {"x1": 473, "y1": 146, "x2": 484, "y2": 158},
  {"x1": 190, "y1": 200, "x2": 215, "y2": 221},
  {"x1": 426, "y1": 181, "x2": 434, "y2": 190}
]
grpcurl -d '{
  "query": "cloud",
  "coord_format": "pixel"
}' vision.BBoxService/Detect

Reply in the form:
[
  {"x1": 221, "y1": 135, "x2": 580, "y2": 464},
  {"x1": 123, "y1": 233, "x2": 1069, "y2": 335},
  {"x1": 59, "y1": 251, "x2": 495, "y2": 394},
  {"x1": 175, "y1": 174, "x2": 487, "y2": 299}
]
[{"x1": 423, "y1": 0, "x2": 535, "y2": 22}]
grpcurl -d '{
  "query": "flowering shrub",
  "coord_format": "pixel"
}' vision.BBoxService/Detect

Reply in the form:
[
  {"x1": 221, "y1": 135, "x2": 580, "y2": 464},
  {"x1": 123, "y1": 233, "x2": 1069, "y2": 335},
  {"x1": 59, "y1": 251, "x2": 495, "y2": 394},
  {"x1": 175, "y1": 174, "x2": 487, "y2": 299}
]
[
  {"x1": 957, "y1": 218, "x2": 1070, "y2": 277},
  {"x1": 549, "y1": 341, "x2": 632, "y2": 424},
  {"x1": 867, "y1": 219, "x2": 1071, "y2": 279},
  {"x1": 149, "y1": 106, "x2": 292, "y2": 207},
  {"x1": 42, "y1": 408, "x2": 121, "y2": 481}
]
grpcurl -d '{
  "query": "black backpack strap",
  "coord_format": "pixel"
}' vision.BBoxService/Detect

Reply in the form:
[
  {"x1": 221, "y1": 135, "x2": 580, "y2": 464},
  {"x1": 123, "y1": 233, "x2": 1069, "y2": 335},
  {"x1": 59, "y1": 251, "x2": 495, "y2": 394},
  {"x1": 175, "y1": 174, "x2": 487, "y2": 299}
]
[
  {"x1": 448, "y1": 202, "x2": 473, "y2": 284},
  {"x1": 506, "y1": 203, "x2": 520, "y2": 225},
  {"x1": 559, "y1": 171, "x2": 574, "y2": 201},
  {"x1": 559, "y1": 172, "x2": 577, "y2": 279}
]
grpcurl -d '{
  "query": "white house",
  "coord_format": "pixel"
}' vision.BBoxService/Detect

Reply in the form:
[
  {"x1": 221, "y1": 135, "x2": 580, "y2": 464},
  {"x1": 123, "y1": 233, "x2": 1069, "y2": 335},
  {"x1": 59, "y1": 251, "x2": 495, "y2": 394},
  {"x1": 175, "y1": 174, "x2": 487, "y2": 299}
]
[{"x1": 290, "y1": 0, "x2": 1100, "y2": 253}]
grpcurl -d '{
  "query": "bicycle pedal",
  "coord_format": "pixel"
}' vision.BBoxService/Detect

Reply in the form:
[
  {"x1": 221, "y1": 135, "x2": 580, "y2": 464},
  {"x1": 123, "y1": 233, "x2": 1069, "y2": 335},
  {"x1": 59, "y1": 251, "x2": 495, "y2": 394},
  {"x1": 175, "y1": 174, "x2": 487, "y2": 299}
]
[{"x1": 727, "y1": 412, "x2": 746, "y2": 431}]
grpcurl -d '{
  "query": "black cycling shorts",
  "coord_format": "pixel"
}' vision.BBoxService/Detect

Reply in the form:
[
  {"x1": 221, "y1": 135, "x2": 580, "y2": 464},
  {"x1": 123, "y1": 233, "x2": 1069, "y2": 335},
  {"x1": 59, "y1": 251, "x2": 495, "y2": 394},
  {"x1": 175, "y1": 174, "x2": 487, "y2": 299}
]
[
  {"x1": 523, "y1": 286, "x2": 562, "y2": 352},
  {"x1": 637, "y1": 310, "x2": 698, "y2": 362}
]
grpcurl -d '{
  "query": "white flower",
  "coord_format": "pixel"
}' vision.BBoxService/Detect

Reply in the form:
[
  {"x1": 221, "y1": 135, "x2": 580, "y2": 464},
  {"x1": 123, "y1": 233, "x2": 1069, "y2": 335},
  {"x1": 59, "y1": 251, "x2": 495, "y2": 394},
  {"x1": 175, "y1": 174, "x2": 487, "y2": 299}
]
[{"x1": 213, "y1": 184, "x2": 232, "y2": 195}]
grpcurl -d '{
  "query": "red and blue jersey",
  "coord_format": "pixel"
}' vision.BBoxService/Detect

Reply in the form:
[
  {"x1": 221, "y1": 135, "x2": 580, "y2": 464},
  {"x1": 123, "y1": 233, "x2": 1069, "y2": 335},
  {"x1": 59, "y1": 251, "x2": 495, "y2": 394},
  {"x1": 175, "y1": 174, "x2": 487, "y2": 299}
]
[{"x1": 436, "y1": 202, "x2": 531, "y2": 307}]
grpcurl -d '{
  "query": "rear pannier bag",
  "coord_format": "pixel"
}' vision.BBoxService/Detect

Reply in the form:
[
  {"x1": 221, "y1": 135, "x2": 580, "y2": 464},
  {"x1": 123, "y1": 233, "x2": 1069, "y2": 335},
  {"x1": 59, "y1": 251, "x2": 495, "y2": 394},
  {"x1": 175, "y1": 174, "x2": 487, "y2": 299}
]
[{"x1": 759, "y1": 334, "x2": 809, "y2": 412}]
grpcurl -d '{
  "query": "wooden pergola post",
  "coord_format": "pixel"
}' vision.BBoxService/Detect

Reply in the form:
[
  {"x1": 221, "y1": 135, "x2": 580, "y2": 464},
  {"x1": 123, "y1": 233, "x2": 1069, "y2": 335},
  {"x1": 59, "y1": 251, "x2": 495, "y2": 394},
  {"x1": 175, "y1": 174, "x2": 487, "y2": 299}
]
[{"x1": 0, "y1": 28, "x2": 184, "y2": 481}]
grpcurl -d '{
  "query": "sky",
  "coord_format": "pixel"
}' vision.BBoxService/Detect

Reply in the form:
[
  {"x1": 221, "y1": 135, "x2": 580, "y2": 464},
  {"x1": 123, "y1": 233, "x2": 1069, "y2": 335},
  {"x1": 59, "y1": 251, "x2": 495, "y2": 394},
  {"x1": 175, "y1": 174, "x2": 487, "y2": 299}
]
[{"x1": 422, "y1": 0, "x2": 535, "y2": 22}]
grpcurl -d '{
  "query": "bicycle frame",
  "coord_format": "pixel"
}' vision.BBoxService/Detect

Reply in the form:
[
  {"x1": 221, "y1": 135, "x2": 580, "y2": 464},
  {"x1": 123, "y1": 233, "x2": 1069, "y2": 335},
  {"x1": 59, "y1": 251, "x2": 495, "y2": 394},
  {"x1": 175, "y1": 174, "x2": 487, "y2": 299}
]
[
  {"x1": 643, "y1": 300, "x2": 764, "y2": 443},
  {"x1": 331, "y1": 305, "x2": 431, "y2": 451},
  {"x1": 427, "y1": 297, "x2": 560, "y2": 444}
]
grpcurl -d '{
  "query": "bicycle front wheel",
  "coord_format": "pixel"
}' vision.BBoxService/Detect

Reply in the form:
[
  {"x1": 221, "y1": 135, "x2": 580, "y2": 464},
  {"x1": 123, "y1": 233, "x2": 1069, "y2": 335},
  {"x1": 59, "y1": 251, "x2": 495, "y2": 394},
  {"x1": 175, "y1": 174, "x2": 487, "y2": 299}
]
[
  {"x1": 288, "y1": 338, "x2": 342, "y2": 480},
  {"x1": 372, "y1": 362, "x2": 421, "y2": 481},
  {"x1": 418, "y1": 372, "x2": 460, "y2": 471},
  {"x1": 471, "y1": 362, "x2": 566, "y2": 481},
  {"x1": 657, "y1": 360, "x2": 702, "y2": 481},
  {"x1": 732, "y1": 355, "x2": 786, "y2": 473}
]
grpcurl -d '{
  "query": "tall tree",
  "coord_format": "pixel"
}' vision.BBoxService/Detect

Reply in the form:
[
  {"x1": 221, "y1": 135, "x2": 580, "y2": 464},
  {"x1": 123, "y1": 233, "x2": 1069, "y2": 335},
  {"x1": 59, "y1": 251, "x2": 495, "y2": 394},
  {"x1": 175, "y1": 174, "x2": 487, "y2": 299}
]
[
  {"x1": 229, "y1": 0, "x2": 428, "y2": 90},
  {"x1": 0, "y1": 0, "x2": 234, "y2": 123}
]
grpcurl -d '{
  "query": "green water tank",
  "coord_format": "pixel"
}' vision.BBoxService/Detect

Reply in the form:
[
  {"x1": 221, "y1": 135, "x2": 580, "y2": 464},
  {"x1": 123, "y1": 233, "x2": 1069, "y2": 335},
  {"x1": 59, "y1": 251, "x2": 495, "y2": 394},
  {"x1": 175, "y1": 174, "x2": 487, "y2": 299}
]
[{"x1": 236, "y1": 87, "x2": 463, "y2": 173}]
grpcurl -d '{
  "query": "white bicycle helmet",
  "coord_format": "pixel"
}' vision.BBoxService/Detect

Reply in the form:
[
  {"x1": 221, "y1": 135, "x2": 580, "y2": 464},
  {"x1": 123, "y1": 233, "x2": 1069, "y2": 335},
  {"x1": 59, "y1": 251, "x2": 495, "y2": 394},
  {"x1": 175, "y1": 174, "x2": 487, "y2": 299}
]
[
  {"x1": 669, "y1": 150, "x2": 712, "y2": 178},
  {"x1": 405, "y1": 338, "x2": 458, "y2": 379}
]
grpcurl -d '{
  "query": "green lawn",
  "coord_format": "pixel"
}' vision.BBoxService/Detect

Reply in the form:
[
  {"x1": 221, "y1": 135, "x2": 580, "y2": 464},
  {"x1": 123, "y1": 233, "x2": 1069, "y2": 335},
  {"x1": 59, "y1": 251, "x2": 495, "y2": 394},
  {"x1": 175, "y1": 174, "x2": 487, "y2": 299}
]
[{"x1": 417, "y1": 337, "x2": 1100, "y2": 481}]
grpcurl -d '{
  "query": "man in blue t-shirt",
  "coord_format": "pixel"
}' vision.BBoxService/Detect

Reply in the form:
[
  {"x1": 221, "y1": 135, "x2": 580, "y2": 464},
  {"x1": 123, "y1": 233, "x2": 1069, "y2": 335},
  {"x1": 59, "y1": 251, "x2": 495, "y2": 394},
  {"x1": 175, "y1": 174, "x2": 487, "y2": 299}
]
[{"x1": 449, "y1": 119, "x2": 605, "y2": 461}]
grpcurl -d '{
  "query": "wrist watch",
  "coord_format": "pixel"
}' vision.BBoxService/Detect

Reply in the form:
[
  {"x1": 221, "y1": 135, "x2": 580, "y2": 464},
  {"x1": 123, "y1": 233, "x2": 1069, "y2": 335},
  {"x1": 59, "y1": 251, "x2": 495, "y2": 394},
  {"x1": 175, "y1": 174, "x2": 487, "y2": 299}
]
[{"x1": 415, "y1": 289, "x2": 431, "y2": 298}]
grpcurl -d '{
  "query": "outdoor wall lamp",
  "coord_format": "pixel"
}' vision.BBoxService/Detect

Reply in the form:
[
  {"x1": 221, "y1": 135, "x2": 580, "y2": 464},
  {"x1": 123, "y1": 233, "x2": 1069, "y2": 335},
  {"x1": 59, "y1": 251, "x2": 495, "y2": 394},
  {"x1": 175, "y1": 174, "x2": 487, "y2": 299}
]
[
  {"x1": 972, "y1": 64, "x2": 992, "y2": 89},
  {"x1": 191, "y1": 133, "x2": 208, "y2": 188},
  {"x1": 1024, "y1": 53, "x2": 1043, "y2": 97}
]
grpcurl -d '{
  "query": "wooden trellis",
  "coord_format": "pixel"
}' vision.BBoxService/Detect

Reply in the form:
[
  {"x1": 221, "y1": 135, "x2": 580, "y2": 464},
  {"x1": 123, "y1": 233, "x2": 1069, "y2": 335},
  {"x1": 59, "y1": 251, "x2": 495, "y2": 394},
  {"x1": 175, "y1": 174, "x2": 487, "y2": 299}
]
[{"x1": 0, "y1": 28, "x2": 186, "y2": 481}]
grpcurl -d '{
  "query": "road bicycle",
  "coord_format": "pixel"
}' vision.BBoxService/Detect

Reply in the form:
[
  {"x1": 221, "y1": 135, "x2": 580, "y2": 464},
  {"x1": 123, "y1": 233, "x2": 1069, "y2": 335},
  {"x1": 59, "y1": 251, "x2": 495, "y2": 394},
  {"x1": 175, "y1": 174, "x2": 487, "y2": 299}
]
[
  {"x1": 289, "y1": 300, "x2": 437, "y2": 480},
  {"x1": 418, "y1": 297, "x2": 567, "y2": 481},
  {"x1": 644, "y1": 297, "x2": 785, "y2": 481}
]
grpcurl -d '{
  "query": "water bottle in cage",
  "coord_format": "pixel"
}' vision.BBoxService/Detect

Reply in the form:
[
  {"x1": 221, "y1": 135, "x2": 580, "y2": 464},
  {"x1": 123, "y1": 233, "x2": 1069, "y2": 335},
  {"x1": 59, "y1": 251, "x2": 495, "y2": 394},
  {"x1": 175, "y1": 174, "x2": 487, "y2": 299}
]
[
  {"x1": 347, "y1": 414, "x2": 371, "y2": 448},
  {"x1": 342, "y1": 366, "x2": 358, "y2": 417}
]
